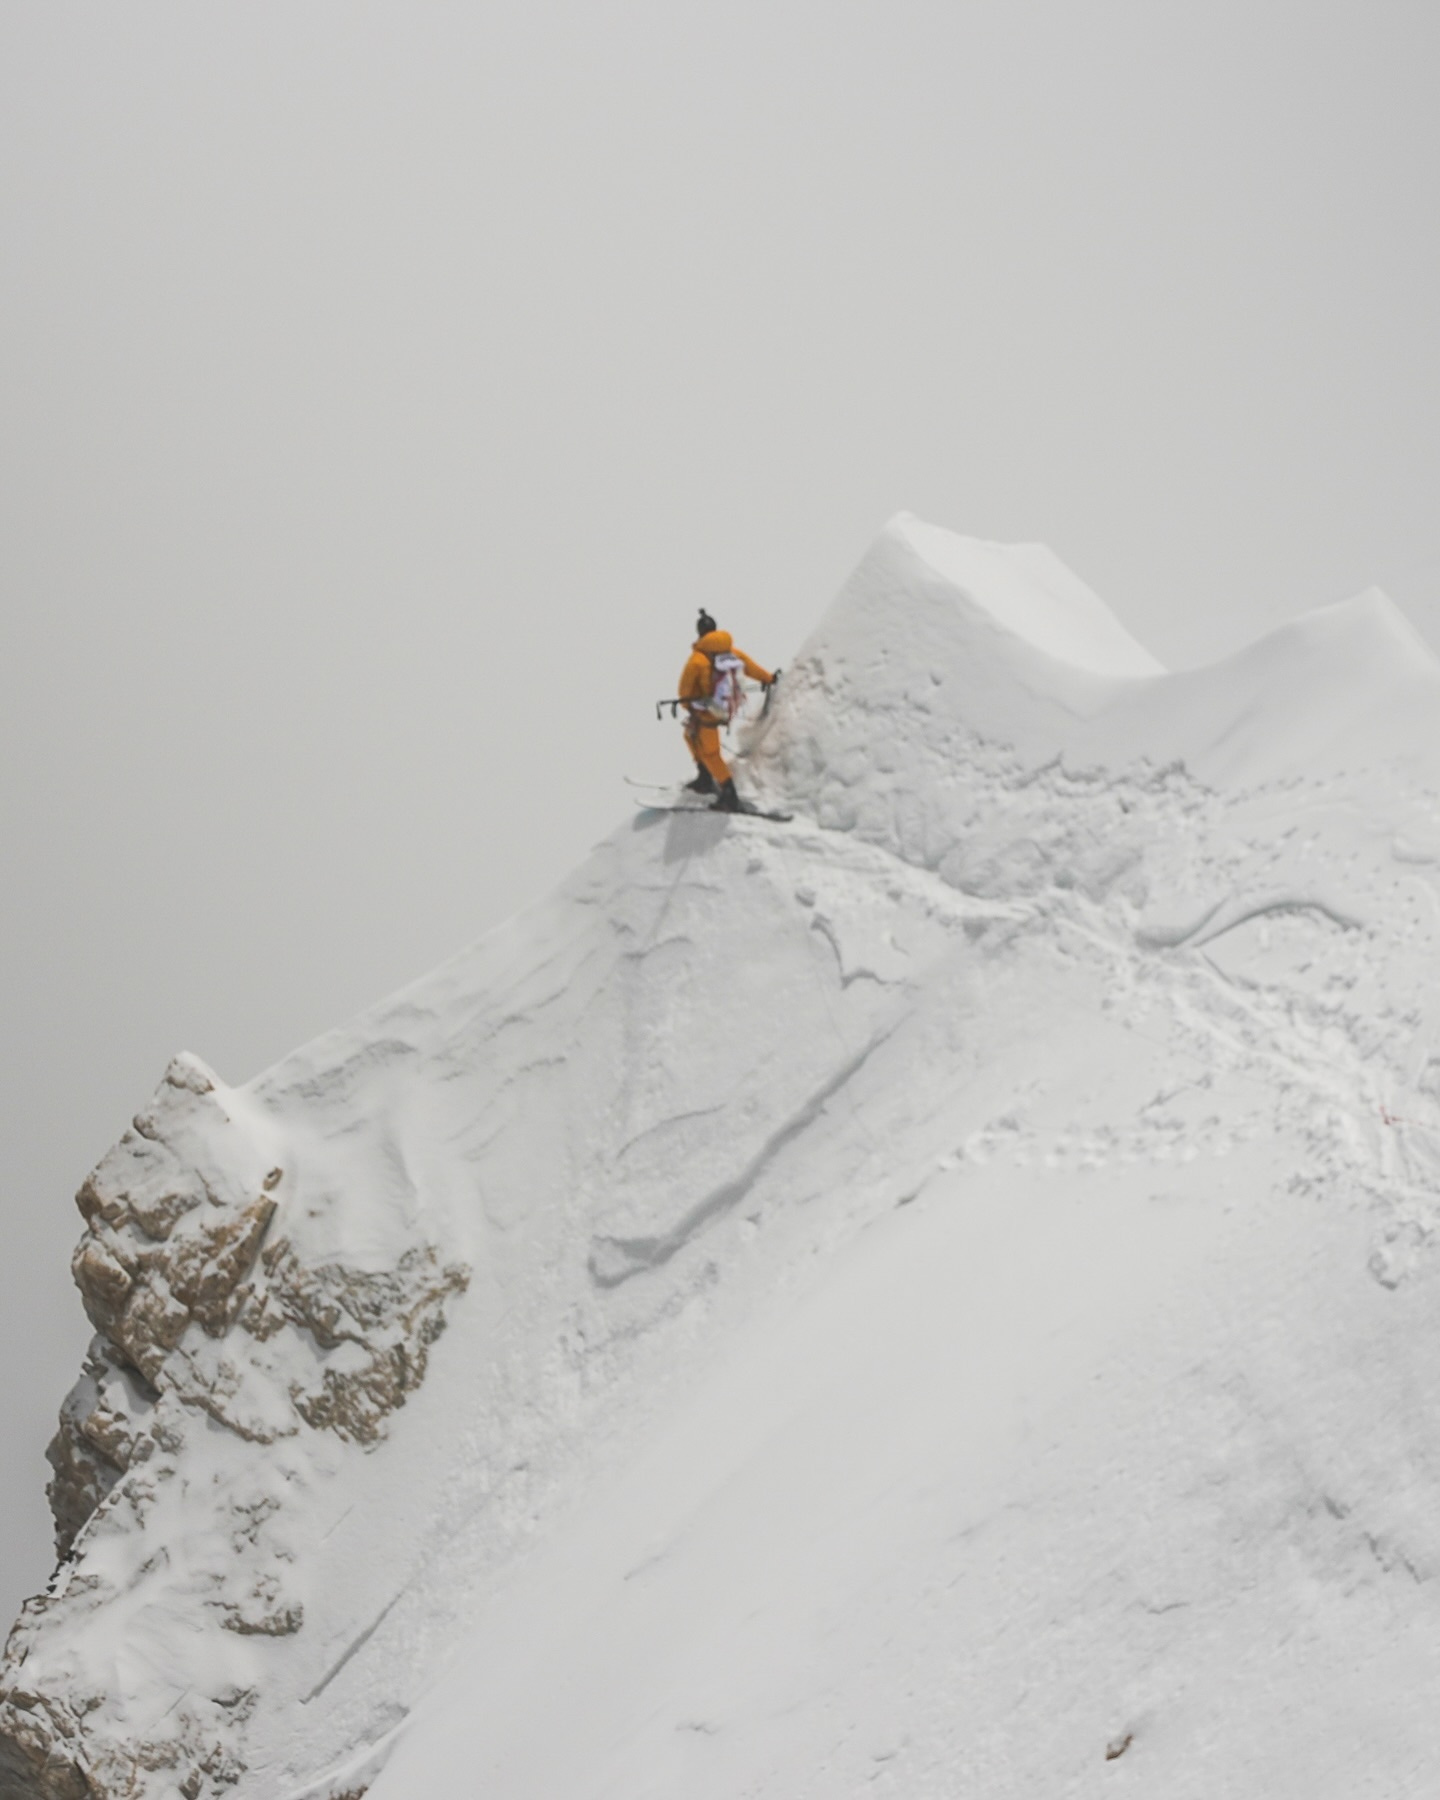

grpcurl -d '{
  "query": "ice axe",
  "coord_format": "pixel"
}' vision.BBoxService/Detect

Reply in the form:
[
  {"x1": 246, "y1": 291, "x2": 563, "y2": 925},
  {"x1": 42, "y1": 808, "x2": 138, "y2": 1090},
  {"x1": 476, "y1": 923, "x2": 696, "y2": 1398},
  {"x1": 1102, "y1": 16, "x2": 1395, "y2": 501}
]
[
  {"x1": 653, "y1": 696, "x2": 732, "y2": 722},
  {"x1": 656, "y1": 672, "x2": 781, "y2": 723}
]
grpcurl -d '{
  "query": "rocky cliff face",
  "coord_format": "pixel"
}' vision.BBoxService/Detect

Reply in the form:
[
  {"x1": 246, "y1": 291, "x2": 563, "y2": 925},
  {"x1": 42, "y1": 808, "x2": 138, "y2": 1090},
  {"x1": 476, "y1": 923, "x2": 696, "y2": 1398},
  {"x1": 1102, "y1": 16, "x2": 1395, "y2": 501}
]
[{"x1": 0, "y1": 1056, "x2": 467, "y2": 1800}]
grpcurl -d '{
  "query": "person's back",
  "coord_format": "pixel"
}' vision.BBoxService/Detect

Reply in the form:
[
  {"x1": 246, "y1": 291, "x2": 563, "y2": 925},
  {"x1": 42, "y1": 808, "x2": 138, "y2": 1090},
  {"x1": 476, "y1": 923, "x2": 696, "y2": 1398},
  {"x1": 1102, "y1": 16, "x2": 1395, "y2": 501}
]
[{"x1": 675, "y1": 610, "x2": 774, "y2": 810}]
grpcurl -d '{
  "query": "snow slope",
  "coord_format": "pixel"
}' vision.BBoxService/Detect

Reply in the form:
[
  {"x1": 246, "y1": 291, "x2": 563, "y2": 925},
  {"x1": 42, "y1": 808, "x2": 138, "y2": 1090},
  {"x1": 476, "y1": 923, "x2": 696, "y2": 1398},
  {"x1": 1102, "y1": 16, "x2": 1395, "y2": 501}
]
[{"x1": 7, "y1": 515, "x2": 1440, "y2": 1799}]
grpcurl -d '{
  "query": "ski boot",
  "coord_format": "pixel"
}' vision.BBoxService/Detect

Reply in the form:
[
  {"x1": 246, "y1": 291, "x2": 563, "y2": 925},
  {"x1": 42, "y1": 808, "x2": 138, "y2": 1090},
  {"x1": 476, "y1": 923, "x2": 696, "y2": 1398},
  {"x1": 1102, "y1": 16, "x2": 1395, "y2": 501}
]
[
  {"x1": 712, "y1": 779, "x2": 743, "y2": 813},
  {"x1": 685, "y1": 765, "x2": 717, "y2": 796}
]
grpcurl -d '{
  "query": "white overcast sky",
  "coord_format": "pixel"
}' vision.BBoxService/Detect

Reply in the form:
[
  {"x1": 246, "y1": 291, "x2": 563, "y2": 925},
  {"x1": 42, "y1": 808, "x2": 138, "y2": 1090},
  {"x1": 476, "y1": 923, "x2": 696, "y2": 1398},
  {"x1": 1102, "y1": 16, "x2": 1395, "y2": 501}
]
[{"x1": 3, "y1": 0, "x2": 1439, "y2": 1623}]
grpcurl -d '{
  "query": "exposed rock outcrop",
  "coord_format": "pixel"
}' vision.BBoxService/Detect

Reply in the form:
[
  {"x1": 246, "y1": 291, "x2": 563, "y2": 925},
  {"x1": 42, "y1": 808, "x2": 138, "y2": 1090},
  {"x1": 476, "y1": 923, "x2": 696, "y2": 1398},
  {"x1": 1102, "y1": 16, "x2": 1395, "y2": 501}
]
[{"x1": 0, "y1": 1055, "x2": 468, "y2": 1800}]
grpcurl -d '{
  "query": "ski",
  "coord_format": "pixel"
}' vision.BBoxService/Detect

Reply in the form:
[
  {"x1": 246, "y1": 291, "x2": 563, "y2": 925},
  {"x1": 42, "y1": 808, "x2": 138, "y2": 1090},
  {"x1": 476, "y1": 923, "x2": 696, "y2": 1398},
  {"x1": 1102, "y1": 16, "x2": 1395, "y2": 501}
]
[
  {"x1": 633, "y1": 798, "x2": 794, "y2": 823},
  {"x1": 623, "y1": 776, "x2": 686, "y2": 795},
  {"x1": 622, "y1": 781, "x2": 792, "y2": 824}
]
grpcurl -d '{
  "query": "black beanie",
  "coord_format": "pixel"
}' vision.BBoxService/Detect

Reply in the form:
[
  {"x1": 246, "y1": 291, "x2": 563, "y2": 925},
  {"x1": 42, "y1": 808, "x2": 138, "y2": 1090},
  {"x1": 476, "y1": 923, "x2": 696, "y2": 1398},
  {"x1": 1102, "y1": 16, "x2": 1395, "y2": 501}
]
[{"x1": 696, "y1": 608, "x2": 718, "y2": 637}]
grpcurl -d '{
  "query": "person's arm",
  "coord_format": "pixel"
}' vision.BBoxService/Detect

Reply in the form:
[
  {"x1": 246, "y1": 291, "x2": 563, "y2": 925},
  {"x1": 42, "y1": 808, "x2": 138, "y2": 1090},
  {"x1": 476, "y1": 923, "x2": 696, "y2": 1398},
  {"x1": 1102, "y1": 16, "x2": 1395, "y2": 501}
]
[
  {"x1": 678, "y1": 652, "x2": 708, "y2": 705},
  {"x1": 734, "y1": 648, "x2": 773, "y2": 684}
]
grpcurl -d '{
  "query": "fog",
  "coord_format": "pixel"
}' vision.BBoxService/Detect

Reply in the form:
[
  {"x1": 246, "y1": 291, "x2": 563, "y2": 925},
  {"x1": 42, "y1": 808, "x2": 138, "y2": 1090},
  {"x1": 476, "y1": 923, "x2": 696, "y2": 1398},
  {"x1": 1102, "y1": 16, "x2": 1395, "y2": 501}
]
[{"x1": 3, "y1": 0, "x2": 1439, "y2": 1625}]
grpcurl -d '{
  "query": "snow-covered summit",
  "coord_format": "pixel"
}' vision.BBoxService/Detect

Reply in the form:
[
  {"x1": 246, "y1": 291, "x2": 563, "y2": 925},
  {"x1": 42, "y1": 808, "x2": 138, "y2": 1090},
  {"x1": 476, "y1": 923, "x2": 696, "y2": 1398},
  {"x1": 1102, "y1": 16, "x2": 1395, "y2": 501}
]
[
  {"x1": 884, "y1": 514, "x2": 1166, "y2": 679},
  {"x1": 7, "y1": 517, "x2": 1440, "y2": 1800},
  {"x1": 763, "y1": 514, "x2": 1440, "y2": 814}
]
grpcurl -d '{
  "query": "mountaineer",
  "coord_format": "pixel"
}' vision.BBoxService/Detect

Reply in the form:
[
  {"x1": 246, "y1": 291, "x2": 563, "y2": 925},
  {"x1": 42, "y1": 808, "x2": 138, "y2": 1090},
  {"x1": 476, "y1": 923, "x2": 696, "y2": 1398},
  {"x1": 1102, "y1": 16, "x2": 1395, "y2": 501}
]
[{"x1": 677, "y1": 609, "x2": 776, "y2": 811}]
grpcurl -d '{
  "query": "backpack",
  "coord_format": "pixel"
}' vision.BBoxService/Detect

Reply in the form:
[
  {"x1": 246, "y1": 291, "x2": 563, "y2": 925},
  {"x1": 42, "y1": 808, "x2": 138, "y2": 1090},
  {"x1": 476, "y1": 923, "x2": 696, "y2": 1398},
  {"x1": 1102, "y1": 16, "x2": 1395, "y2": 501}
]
[{"x1": 700, "y1": 652, "x2": 747, "y2": 726}]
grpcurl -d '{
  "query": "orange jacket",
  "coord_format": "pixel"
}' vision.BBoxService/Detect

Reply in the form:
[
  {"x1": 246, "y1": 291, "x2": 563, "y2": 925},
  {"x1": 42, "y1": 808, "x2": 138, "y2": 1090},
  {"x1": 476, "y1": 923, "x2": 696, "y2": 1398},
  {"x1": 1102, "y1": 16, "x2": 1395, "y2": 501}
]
[{"x1": 678, "y1": 630, "x2": 773, "y2": 704}]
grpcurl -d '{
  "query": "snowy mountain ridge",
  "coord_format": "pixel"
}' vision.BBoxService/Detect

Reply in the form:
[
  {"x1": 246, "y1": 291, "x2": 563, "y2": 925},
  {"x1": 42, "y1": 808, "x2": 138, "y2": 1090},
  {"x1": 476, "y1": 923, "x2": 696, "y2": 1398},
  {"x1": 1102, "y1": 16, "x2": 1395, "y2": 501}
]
[
  {"x1": 792, "y1": 513, "x2": 1440, "y2": 795},
  {"x1": 6, "y1": 516, "x2": 1440, "y2": 1799}
]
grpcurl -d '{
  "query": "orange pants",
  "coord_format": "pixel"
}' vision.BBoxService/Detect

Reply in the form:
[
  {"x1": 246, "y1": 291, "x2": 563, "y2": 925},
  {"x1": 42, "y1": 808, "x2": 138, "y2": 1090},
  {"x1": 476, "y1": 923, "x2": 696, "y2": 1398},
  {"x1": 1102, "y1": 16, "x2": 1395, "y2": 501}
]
[{"x1": 684, "y1": 715, "x2": 730, "y2": 784}]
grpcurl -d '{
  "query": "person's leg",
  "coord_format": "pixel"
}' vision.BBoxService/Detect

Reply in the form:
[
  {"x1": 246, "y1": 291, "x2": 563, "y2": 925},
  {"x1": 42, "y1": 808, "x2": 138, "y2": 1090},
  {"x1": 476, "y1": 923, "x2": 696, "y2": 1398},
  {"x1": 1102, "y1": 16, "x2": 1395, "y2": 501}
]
[
  {"x1": 682, "y1": 719, "x2": 715, "y2": 792},
  {"x1": 683, "y1": 718, "x2": 718, "y2": 791},
  {"x1": 693, "y1": 724, "x2": 730, "y2": 786}
]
